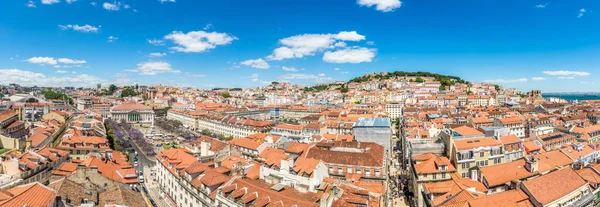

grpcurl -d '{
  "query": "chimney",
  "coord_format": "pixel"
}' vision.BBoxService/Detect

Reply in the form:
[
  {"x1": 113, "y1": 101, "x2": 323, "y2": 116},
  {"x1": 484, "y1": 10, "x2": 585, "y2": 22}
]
[{"x1": 524, "y1": 156, "x2": 538, "y2": 173}]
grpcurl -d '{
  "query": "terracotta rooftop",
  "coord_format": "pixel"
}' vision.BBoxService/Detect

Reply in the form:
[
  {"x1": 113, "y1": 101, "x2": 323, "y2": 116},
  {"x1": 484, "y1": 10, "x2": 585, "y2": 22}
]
[{"x1": 521, "y1": 167, "x2": 588, "y2": 205}]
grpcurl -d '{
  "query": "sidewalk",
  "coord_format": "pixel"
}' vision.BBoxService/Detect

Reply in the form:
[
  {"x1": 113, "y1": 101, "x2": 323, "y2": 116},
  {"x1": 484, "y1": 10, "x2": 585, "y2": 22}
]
[{"x1": 143, "y1": 166, "x2": 172, "y2": 207}]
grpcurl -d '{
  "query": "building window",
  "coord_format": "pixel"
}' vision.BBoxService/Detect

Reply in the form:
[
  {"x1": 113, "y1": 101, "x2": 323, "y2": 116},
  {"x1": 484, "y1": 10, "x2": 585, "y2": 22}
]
[
  {"x1": 432, "y1": 173, "x2": 437, "y2": 179},
  {"x1": 441, "y1": 173, "x2": 446, "y2": 179},
  {"x1": 480, "y1": 151, "x2": 484, "y2": 157},
  {"x1": 357, "y1": 167, "x2": 362, "y2": 174},
  {"x1": 347, "y1": 167, "x2": 353, "y2": 174}
]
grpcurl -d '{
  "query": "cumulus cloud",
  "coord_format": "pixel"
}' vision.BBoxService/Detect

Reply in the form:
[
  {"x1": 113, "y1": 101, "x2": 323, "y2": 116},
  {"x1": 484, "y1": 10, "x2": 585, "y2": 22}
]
[
  {"x1": 57, "y1": 58, "x2": 86, "y2": 64},
  {"x1": 483, "y1": 78, "x2": 528, "y2": 83},
  {"x1": 58, "y1": 24, "x2": 99, "y2": 33},
  {"x1": 535, "y1": 4, "x2": 547, "y2": 8},
  {"x1": 126, "y1": 61, "x2": 180, "y2": 75},
  {"x1": 542, "y1": 70, "x2": 590, "y2": 76},
  {"x1": 357, "y1": 0, "x2": 402, "y2": 12},
  {"x1": 282, "y1": 66, "x2": 298, "y2": 72},
  {"x1": 148, "y1": 52, "x2": 167, "y2": 58},
  {"x1": 323, "y1": 47, "x2": 376, "y2": 63},
  {"x1": 164, "y1": 30, "x2": 237, "y2": 53},
  {"x1": 0, "y1": 69, "x2": 105, "y2": 87},
  {"x1": 103, "y1": 2, "x2": 120, "y2": 11},
  {"x1": 26, "y1": 1, "x2": 36, "y2": 8},
  {"x1": 41, "y1": 0, "x2": 60, "y2": 5},
  {"x1": 55, "y1": 70, "x2": 68, "y2": 73},
  {"x1": 26, "y1": 57, "x2": 58, "y2": 65},
  {"x1": 160, "y1": 0, "x2": 176, "y2": 3},
  {"x1": 240, "y1": 58, "x2": 270, "y2": 69},
  {"x1": 266, "y1": 31, "x2": 367, "y2": 61},
  {"x1": 531, "y1": 77, "x2": 547, "y2": 81}
]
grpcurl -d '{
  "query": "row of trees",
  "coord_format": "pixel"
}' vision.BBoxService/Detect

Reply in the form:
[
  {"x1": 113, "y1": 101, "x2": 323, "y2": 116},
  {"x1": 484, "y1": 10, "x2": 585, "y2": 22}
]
[
  {"x1": 349, "y1": 71, "x2": 468, "y2": 87},
  {"x1": 105, "y1": 118, "x2": 155, "y2": 156},
  {"x1": 155, "y1": 118, "x2": 196, "y2": 140}
]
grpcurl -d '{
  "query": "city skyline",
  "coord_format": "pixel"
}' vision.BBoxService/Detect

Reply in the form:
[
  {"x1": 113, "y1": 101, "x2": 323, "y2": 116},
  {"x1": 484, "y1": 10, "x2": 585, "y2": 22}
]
[{"x1": 1, "y1": 0, "x2": 599, "y2": 92}]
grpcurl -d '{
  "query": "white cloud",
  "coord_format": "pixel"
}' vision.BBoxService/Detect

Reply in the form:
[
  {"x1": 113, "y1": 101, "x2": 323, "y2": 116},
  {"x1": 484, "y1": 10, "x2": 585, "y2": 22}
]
[
  {"x1": 266, "y1": 31, "x2": 367, "y2": 61},
  {"x1": 557, "y1": 76, "x2": 575, "y2": 79},
  {"x1": 334, "y1": 68, "x2": 340, "y2": 71},
  {"x1": 357, "y1": 0, "x2": 402, "y2": 12},
  {"x1": 240, "y1": 58, "x2": 270, "y2": 69},
  {"x1": 123, "y1": 4, "x2": 130, "y2": 9},
  {"x1": 542, "y1": 70, "x2": 590, "y2": 76},
  {"x1": 579, "y1": 8, "x2": 586, "y2": 18},
  {"x1": 366, "y1": 41, "x2": 375, "y2": 45},
  {"x1": 164, "y1": 30, "x2": 237, "y2": 53},
  {"x1": 103, "y1": 2, "x2": 120, "y2": 11},
  {"x1": 323, "y1": 47, "x2": 376, "y2": 63},
  {"x1": 107, "y1": 36, "x2": 118, "y2": 42},
  {"x1": 57, "y1": 58, "x2": 86, "y2": 64},
  {"x1": 90, "y1": 2, "x2": 97, "y2": 6},
  {"x1": 55, "y1": 70, "x2": 68, "y2": 73},
  {"x1": 26, "y1": 1, "x2": 36, "y2": 8},
  {"x1": 148, "y1": 52, "x2": 167, "y2": 57},
  {"x1": 126, "y1": 61, "x2": 180, "y2": 75},
  {"x1": 341, "y1": 71, "x2": 350, "y2": 74},
  {"x1": 0, "y1": 69, "x2": 105, "y2": 87},
  {"x1": 282, "y1": 66, "x2": 298, "y2": 72},
  {"x1": 26, "y1": 57, "x2": 58, "y2": 65},
  {"x1": 58, "y1": 24, "x2": 99, "y2": 33},
  {"x1": 333, "y1": 31, "x2": 366, "y2": 41},
  {"x1": 334, "y1": 42, "x2": 347, "y2": 47},
  {"x1": 318, "y1": 73, "x2": 326, "y2": 77},
  {"x1": 483, "y1": 78, "x2": 528, "y2": 83},
  {"x1": 41, "y1": 0, "x2": 60, "y2": 5},
  {"x1": 160, "y1": 0, "x2": 176, "y2": 3},
  {"x1": 203, "y1": 23, "x2": 212, "y2": 30},
  {"x1": 66, "y1": 0, "x2": 77, "y2": 3},
  {"x1": 531, "y1": 77, "x2": 547, "y2": 81},
  {"x1": 147, "y1": 39, "x2": 165, "y2": 46},
  {"x1": 535, "y1": 4, "x2": 546, "y2": 8}
]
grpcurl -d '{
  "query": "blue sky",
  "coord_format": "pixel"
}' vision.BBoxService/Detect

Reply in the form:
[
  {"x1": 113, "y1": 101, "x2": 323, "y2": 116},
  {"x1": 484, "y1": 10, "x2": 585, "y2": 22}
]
[{"x1": 0, "y1": 0, "x2": 599, "y2": 92}]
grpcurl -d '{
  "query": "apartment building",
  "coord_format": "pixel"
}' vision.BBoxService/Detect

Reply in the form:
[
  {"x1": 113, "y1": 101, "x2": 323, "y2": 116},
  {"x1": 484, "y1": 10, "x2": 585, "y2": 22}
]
[
  {"x1": 521, "y1": 167, "x2": 593, "y2": 207},
  {"x1": 57, "y1": 135, "x2": 112, "y2": 160},
  {"x1": 305, "y1": 141, "x2": 386, "y2": 180},
  {"x1": 499, "y1": 134, "x2": 524, "y2": 162},
  {"x1": 494, "y1": 117, "x2": 526, "y2": 138},
  {"x1": 260, "y1": 156, "x2": 329, "y2": 193},
  {"x1": 411, "y1": 153, "x2": 457, "y2": 207},
  {"x1": 155, "y1": 148, "x2": 233, "y2": 207},
  {"x1": 385, "y1": 102, "x2": 403, "y2": 119},
  {"x1": 452, "y1": 137, "x2": 503, "y2": 178},
  {"x1": 196, "y1": 114, "x2": 273, "y2": 138}
]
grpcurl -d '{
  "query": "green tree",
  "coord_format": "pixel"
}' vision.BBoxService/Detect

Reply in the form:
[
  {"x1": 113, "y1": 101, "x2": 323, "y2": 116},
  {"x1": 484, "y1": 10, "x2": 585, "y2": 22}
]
[
  {"x1": 221, "y1": 93, "x2": 231, "y2": 98},
  {"x1": 494, "y1": 84, "x2": 501, "y2": 92},
  {"x1": 120, "y1": 87, "x2": 137, "y2": 97},
  {"x1": 217, "y1": 134, "x2": 225, "y2": 140},
  {"x1": 415, "y1": 77, "x2": 425, "y2": 83},
  {"x1": 201, "y1": 129, "x2": 210, "y2": 135},
  {"x1": 439, "y1": 85, "x2": 446, "y2": 91},
  {"x1": 224, "y1": 136, "x2": 234, "y2": 141},
  {"x1": 340, "y1": 88, "x2": 349, "y2": 93},
  {"x1": 108, "y1": 84, "x2": 117, "y2": 95}
]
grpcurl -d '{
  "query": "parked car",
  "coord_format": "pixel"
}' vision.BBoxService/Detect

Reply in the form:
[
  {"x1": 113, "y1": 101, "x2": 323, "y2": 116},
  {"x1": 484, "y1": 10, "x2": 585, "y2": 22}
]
[{"x1": 139, "y1": 175, "x2": 144, "y2": 183}]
